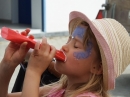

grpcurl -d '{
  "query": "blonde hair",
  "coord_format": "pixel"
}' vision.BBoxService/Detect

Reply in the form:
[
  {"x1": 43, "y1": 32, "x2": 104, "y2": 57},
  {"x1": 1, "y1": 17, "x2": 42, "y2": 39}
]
[{"x1": 45, "y1": 18, "x2": 110, "y2": 97}]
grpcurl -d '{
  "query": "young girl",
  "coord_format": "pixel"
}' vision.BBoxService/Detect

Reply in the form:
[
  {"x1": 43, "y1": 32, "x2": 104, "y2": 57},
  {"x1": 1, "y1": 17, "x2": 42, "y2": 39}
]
[{"x1": 0, "y1": 11, "x2": 130, "y2": 97}]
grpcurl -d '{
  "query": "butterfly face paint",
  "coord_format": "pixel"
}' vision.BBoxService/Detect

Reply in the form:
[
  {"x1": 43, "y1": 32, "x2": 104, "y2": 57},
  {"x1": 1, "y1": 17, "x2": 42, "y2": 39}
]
[
  {"x1": 72, "y1": 26, "x2": 86, "y2": 41},
  {"x1": 72, "y1": 26, "x2": 93, "y2": 59},
  {"x1": 73, "y1": 41, "x2": 92, "y2": 59}
]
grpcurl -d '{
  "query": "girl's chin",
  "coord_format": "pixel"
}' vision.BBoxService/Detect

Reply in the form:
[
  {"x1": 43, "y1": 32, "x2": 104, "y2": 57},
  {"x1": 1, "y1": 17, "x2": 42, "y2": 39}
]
[
  {"x1": 56, "y1": 60, "x2": 63, "y2": 65},
  {"x1": 56, "y1": 59, "x2": 64, "y2": 63}
]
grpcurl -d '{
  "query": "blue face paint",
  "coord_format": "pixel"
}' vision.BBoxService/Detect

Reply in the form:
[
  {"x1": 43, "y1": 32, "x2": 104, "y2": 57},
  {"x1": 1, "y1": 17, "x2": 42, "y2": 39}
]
[
  {"x1": 72, "y1": 26, "x2": 93, "y2": 59},
  {"x1": 73, "y1": 41, "x2": 92, "y2": 59},
  {"x1": 72, "y1": 26, "x2": 86, "y2": 41}
]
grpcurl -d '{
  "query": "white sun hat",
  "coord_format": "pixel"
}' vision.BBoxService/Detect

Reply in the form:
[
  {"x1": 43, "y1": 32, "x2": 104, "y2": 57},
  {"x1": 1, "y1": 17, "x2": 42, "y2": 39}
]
[{"x1": 69, "y1": 11, "x2": 130, "y2": 90}]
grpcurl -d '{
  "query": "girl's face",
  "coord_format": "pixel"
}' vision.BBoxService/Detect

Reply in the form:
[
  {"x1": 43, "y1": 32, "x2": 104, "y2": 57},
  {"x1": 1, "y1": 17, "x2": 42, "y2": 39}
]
[{"x1": 55, "y1": 26, "x2": 100, "y2": 80}]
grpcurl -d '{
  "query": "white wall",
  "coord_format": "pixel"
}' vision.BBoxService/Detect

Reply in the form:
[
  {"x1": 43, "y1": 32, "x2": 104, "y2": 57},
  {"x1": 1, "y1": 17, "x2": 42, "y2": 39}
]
[
  {"x1": 31, "y1": 0, "x2": 42, "y2": 29},
  {"x1": 0, "y1": 0, "x2": 11, "y2": 20},
  {"x1": 45, "y1": 0, "x2": 105, "y2": 32}
]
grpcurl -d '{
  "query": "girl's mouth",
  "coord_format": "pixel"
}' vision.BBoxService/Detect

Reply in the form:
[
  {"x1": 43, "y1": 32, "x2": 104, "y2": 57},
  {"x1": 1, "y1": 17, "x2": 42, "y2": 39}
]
[{"x1": 55, "y1": 50, "x2": 67, "y2": 62}]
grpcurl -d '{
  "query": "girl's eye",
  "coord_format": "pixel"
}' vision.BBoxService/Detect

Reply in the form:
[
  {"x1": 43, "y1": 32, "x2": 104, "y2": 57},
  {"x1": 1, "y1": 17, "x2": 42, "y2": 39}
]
[{"x1": 74, "y1": 45, "x2": 79, "y2": 48}]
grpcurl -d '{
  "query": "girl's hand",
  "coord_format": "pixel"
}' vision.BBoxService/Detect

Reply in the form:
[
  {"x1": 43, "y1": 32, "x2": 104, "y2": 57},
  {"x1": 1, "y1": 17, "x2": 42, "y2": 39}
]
[
  {"x1": 1, "y1": 28, "x2": 31, "y2": 69},
  {"x1": 27, "y1": 37, "x2": 56, "y2": 75}
]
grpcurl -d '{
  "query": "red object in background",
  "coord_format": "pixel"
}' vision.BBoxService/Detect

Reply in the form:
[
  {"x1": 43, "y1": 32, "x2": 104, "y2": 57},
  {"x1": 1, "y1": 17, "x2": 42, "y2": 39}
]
[
  {"x1": 96, "y1": 10, "x2": 104, "y2": 19},
  {"x1": 1, "y1": 27, "x2": 66, "y2": 62}
]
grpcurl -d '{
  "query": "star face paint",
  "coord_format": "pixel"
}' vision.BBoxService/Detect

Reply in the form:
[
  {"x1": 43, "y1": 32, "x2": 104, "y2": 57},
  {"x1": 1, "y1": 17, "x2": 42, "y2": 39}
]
[{"x1": 72, "y1": 26, "x2": 93, "y2": 59}]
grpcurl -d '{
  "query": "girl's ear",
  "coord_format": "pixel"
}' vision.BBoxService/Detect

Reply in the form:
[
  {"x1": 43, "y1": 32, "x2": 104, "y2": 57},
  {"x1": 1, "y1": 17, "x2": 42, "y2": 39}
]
[{"x1": 90, "y1": 62, "x2": 102, "y2": 75}]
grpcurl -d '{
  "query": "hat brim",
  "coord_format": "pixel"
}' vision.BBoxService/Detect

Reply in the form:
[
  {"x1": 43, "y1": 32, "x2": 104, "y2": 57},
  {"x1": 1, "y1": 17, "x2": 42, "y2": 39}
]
[{"x1": 69, "y1": 11, "x2": 115, "y2": 90}]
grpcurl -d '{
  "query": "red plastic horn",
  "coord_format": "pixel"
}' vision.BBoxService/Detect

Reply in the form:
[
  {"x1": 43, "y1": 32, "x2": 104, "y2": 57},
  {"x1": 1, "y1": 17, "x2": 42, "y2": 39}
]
[{"x1": 1, "y1": 27, "x2": 66, "y2": 62}]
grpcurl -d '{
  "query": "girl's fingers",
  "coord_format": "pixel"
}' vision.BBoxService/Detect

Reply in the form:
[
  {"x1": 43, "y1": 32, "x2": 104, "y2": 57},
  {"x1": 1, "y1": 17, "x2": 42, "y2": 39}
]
[
  {"x1": 21, "y1": 32, "x2": 35, "y2": 40},
  {"x1": 33, "y1": 41, "x2": 40, "y2": 56},
  {"x1": 33, "y1": 37, "x2": 55, "y2": 59},
  {"x1": 35, "y1": 41, "x2": 40, "y2": 50},
  {"x1": 19, "y1": 42, "x2": 29, "y2": 56},
  {"x1": 40, "y1": 37, "x2": 50, "y2": 53},
  {"x1": 49, "y1": 45, "x2": 56, "y2": 58},
  {"x1": 20, "y1": 42, "x2": 28, "y2": 50},
  {"x1": 42, "y1": 37, "x2": 47, "y2": 44},
  {"x1": 28, "y1": 35, "x2": 34, "y2": 39},
  {"x1": 21, "y1": 28, "x2": 30, "y2": 36},
  {"x1": 21, "y1": 31, "x2": 26, "y2": 36},
  {"x1": 25, "y1": 28, "x2": 30, "y2": 35}
]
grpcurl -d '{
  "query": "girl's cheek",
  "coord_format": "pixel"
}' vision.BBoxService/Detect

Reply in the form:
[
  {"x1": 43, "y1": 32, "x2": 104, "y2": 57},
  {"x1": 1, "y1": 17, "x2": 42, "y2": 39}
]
[{"x1": 67, "y1": 53, "x2": 80, "y2": 65}]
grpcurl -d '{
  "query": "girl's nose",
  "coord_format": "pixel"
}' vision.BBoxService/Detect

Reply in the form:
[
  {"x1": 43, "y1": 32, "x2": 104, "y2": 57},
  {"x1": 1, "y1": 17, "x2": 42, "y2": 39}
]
[{"x1": 61, "y1": 44, "x2": 69, "y2": 52}]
